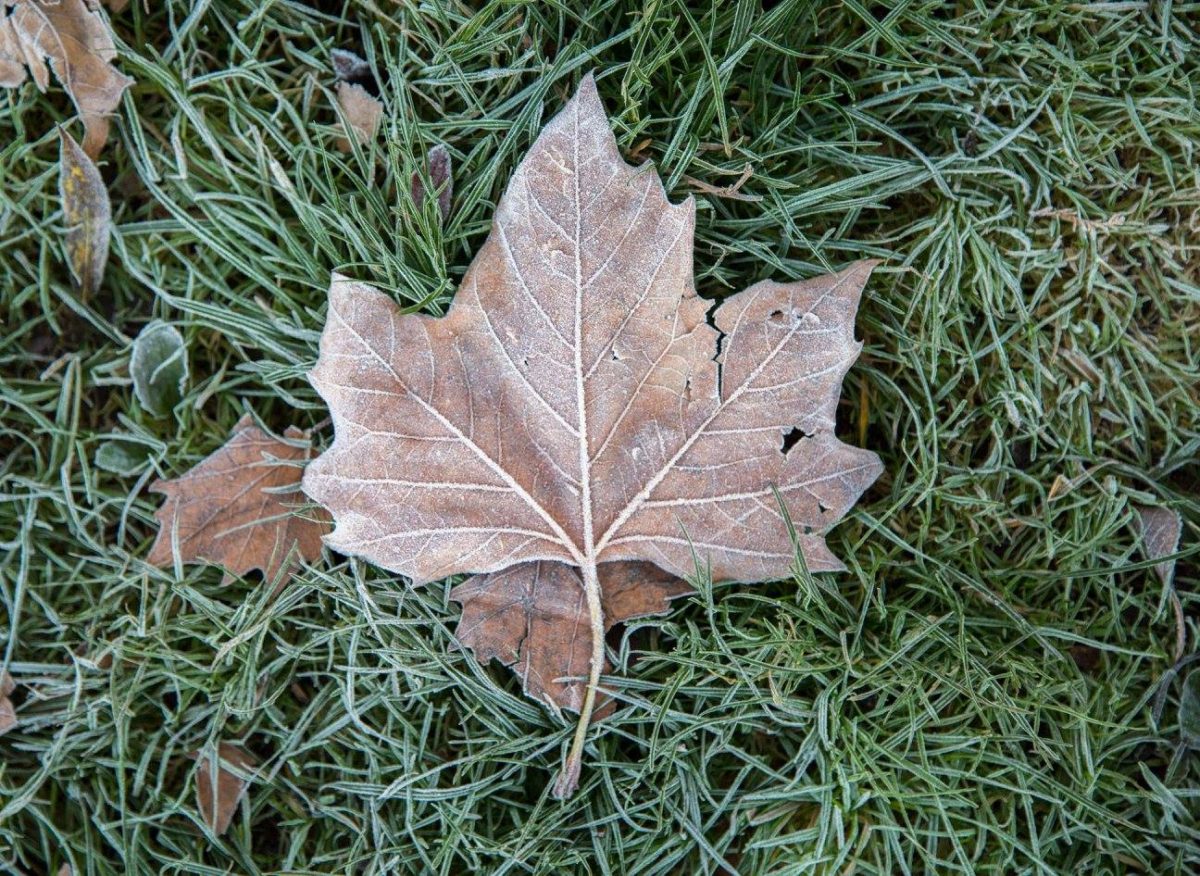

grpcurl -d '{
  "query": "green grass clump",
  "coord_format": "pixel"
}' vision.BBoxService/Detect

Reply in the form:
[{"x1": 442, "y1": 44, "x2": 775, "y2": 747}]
[{"x1": 2, "y1": 1, "x2": 1199, "y2": 873}]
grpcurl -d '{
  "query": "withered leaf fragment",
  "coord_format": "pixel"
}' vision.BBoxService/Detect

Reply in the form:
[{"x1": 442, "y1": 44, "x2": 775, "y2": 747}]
[
  {"x1": 1138, "y1": 505, "x2": 1186, "y2": 661},
  {"x1": 1138, "y1": 506, "x2": 1182, "y2": 586},
  {"x1": 331, "y1": 47, "x2": 371, "y2": 85},
  {"x1": 149, "y1": 415, "x2": 330, "y2": 589},
  {"x1": 194, "y1": 742, "x2": 255, "y2": 836},
  {"x1": 303, "y1": 73, "x2": 881, "y2": 797},
  {"x1": 1, "y1": 0, "x2": 134, "y2": 156},
  {"x1": 335, "y1": 81, "x2": 381, "y2": 152},
  {"x1": 411, "y1": 143, "x2": 453, "y2": 223},
  {"x1": 453, "y1": 561, "x2": 689, "y2": 718},
  {"x1": 0, "y1": 671, "x2": 16, "y2": 736},
  {"x1": 58, "y1": 128, "x2": 111, "y2": 297}
]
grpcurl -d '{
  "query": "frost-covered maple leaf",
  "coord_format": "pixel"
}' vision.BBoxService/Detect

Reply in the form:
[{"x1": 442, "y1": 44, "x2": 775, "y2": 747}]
[{"x1": 303, "y1": 73, "x2": 881, "y2": 796}]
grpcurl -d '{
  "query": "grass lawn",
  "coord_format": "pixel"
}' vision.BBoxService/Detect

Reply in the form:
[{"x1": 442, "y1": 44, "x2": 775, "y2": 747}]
[{"x1": 2, "y1": 1, "x2": 1199, "y2": 873}]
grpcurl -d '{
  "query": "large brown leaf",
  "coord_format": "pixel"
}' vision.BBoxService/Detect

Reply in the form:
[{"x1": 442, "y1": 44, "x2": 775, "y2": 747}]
[
  {"x1": 303, "y1": 73, "x2": 881, "y2": 796},
  {"x1": 149, "y1": 415, "x2": 330, "y2": 590},
  {"x1": 1, "y1": 0, "x2": 134, "y2": 156}
]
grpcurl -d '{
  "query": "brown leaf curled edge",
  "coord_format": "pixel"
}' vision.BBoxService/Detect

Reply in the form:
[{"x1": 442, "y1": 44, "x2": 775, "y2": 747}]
[
  {"x1": 303, "y1": 73, "x2": 882, "y2": 797},
  {"x1": 194, "y1": 742, "x2": 256, "y2": 836},
  {"x1": 0, "y1": 0, "x2": 133, "y2": 156},
  {"x1": 149, "y1": 415, "x2": 330, "y2": 590}
]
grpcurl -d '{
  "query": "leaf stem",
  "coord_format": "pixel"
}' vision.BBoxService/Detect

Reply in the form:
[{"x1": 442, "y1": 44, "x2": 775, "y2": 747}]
[{"x1": 553, "y1": 558, "x2": 604, "y2": 799}]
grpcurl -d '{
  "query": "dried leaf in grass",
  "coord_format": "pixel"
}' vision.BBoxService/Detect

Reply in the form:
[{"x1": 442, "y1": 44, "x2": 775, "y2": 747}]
[
  {"x1": 452, "y1": 561, "x2": 690, "y2": 717},
  {"x1": 335, "y1": 81, "x2": 381, "y2": 152},
  {"x1": 194, "y1": 742, "x2": 255, "y2": 836},
  {"x1": 303, "y1": 73, "x2": 881, "y2": 796},
  {"x1": 1137, "y1": 506, "x2": 1182, "y2": 585},
  {"x1": 331, "y1": 47, "x2": 371, "y2": 85},
  {"x1": 0, "y1": 0, "x2": 134, "y2": 156},
  {"x1": 411, "y1": 143, "x2": 453, "y2": 223},
  {"x1": 130, "y1": 320, "x2": 187, "y2": 416},
  {"x1": 0, "y1": 671, "x2": 16, "y2": 736},
  {"x1": 149, "y1": 415, "x2": 330, "y2": 590},
  {"x1": 58, "y1": 128, "x2": 111, "y2": 298},
  {"x1": 1181, "y1": 671, "x2": 1200, "y2": 748}
]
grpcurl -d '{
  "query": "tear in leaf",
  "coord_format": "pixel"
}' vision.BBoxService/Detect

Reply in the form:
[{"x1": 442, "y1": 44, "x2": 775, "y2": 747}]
[
  {"x1": 59, "y1": 128, "x2": 112, "y2": 298},
  {"x1": 1, "y1": 0, "x2": 134, "y2": 156},
  {"x1": 303, "y1": 73, "x2": 881, "y2": 797},
  {"x1": 194, "y1": 742, "x2": 255, "y2": 836},
  {"x1": 148, "y1": 415, "x2": 330, "y2": 590},
  {"x1": 411, "y1": 143, "x2": 453, "y2": 223},
  {"x1": 130, "y1": 320, "x2": 187, "y2": 417},
  {"x1": 452, "y1": 561, "x2": 689, "y2": 717},
  {"x1": 335, "y1": 81, "x2": 381, "y2": 152}
]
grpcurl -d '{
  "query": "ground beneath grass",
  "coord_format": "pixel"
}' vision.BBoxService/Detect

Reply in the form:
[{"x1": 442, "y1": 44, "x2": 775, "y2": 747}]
[{"x1": 1, "y1": 2, "x2": 1199, "y2": 874}]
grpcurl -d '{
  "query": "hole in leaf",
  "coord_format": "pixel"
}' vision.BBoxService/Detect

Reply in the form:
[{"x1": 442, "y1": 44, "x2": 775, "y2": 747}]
[
  {"x1": 768, "y1": 309, "x2": 785, "y2": 325},
  {"x1": 780, "y1": 426, "x2": 808, "y2": 454}
]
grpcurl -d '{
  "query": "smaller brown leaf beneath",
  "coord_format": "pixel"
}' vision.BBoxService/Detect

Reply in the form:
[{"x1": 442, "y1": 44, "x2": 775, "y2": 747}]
[
  {"x1": 0, "y1": 670, "x2": 16, "y2": 736},
  {"x1": 58, "y1": 128, "x2": 111, "y2": 298},
  {"x1": 1138, "y1": 506, "x2": 1183, "y2": 586},
  {"x1": 148, "y1": 415, "x2": 330, "y2": 589},
  {"x1": 335, "y1": 81, "x2": 381, "y2": 152},
  {"x1": 452, "y1": 561, "x2": 690, "y2": 718},
  {"x1": 410, "y1": 143, "x2": 453, "y2": 223},
  {"x1": 194, "y1": 742, "x2": 256, "y2": 836},
  {"x1": 2, "y1": 0, "x2": 134, "y2": 156}
]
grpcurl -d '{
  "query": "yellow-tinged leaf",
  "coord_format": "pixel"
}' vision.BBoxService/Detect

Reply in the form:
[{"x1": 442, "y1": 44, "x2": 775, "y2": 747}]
[{"x1": 58, "y1": 128, "x2": 111, "y2": 298}]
